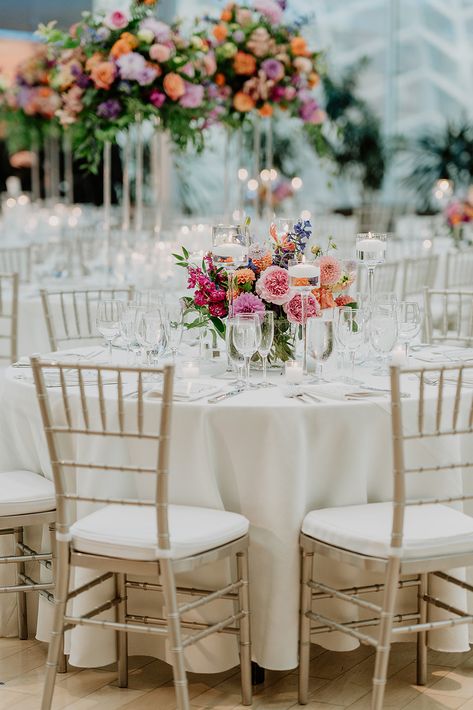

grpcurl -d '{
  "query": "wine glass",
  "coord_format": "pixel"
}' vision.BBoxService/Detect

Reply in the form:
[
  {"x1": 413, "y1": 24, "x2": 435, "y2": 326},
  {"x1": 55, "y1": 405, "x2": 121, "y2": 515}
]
[
  {"x1": 226, "y1": 319, "x2": 245, "y2": 387},
  {"x1": 162, "y1": 299, "x2": 184, "y2": 360},
  {"x1": 257, "y1": 311, "x2": 274, "y2": 385},
  {"x1": 336, "y1": 307, "x2": 365, "y2": 384},
  {"x1": 307, "y1": 316, "x2": 334, "y2": 381},
  {"x1": 119, "y1": 304, "x2": 144, "y2": 363},
  {"x1": 398, "y1": 301, "x2": 421, "y2": 359},
  {"x1": 95, "y1": 299, "x2": 125, "y2": 362},
  {"x1": 370, "y1": 304, "x2": 399, "y2": 374},
  {"x1": 211, "y1": 224, "x2": 249, "y2": 318},
  {"x1": 136, "y1": 310, "x2": 167, "y2": 370},
  {"x1": 232, "y1": 314, "x2": 262, "y2": 389}
]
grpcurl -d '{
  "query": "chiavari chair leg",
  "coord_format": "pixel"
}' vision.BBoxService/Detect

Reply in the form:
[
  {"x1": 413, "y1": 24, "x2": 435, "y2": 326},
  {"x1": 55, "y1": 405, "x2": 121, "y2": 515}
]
[
  {"x1": 116, "y1": 573, "x2": 128, "y2": 688},
  {"x1": 371, "y1": 557, "x2": 400, "y2": 710},
  {"x1": 298, "y1": 548, "x2": 314, "y2": 705},
  {"x1": 41, "y1": 539, "x2": 70, "y2": 710},
  {"x1": 49, "y1": 525, "x2": 67, "y2": 674},
  {"x1": 161, "y1": 559, "x2": 190, "y2": 710},
  {"x1": 14, "y1": 527, "x2": 28, "y2": 640},
  {"x1": 416, "y1": 573, "x2": 428, "y2": 686},
  {"x1": 236, "y1": 550, "x2": 252, "y2": 706}
]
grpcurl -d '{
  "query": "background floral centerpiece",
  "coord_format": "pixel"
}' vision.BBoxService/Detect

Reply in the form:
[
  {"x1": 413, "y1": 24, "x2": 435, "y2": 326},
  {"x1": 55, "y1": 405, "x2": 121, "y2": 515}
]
[
  {"x1": 175, "y1": 219, "x2": 356, "y2": 365},
  {"x1": 445, "y1": 198, "x2": 473, "y2": 246}
]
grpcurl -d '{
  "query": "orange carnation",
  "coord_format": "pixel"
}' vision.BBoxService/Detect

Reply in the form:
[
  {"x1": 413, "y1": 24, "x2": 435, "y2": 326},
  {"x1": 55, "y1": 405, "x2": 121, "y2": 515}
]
[
  {"x1": 234, "y1": 51, "x2": 257, "y2": 75},
  {"x1": 215, "y1": 73, "x2": 226, "y2": 86},
  {"x1": 252, "y1": 252, "x2": 273, "y2": 272},
  {"x1": 236, "y1": 268, "x2": 256, "y2": 285},
  {"x1": 90, "y1": 61, "x2": 116, "y2": 90},
  {"x1": 120, "y1": 32, "x2": 139, "y2": 49},
  {"x1": 233, "y1": 91, "x2": 255, "y2": 112},
  {"x1": 258, "y1": 103, "x2": 273, "y2": 117},
  {"x1": 213, "y1": 24, "x2": 228, "y2": 43},
  {"x1": 163, "y1": 72, "x2": 185, "y2": 101},
  {"x1": 291, "y1": 37, "x2": 309, "y2": 56},
  {"x1": 110, "y1": 39, "x2": 133, "y2": 59}
]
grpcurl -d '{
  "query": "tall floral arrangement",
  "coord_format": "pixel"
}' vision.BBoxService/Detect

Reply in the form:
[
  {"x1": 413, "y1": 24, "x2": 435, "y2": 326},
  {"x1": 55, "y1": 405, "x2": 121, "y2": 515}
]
[
  {"x1": 200, "y1": 0, "x2": 325, "y2": 129},
  {"x1": 175, "y1": 220, "x2": 356, "y2": 364},
  {"x1": 39, "y1": 2, "x2": 217, "y2": 171},
  {"x1": 445, "y1": 198, "x2": 473, "y2": 246}
]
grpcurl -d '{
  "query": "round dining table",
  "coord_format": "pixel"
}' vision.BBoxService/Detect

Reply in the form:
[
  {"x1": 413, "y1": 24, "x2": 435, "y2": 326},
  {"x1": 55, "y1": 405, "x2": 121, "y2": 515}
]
[{"x1": 0, "y1": 344, "x2": 472, "y2": 673}]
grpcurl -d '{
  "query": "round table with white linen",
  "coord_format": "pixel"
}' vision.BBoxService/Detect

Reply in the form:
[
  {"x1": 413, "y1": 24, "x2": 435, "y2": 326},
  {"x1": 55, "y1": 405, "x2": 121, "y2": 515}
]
[{"x1": 0, "y1": 345, "x2": 473, "y2": 672}]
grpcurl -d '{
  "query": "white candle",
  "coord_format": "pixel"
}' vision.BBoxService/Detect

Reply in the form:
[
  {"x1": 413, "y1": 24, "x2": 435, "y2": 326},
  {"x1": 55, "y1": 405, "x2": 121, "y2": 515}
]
[
  {"x1": 288, "y1": 263, "x2": 320, "y2": 279},
  {"x1": 356, "y1": 238, "x2": 385, "y2": 254},
  {"x1": 390, "y1": 345, "x2": 408, "y2": 367},
  {"x1": 285, "y1": 360, "x2": 303, "y2": 384},
  {"x1": 6, "y1": 176, "x2": 21, "y2": 197},
  {"x1": 213, "y1": 243, "x2": 245, "y2": 259},
  {"x1": 182, "y1": 362, "x2": 199, "y2": 379}
]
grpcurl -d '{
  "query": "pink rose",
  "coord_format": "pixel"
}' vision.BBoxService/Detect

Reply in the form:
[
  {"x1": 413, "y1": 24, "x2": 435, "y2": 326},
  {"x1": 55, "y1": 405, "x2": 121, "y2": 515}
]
[
  {"x1": 284, "y1": 86, "x2": 297, "y2": 101},
  {"x1": 104, "y1": 10, "x2": 130, "y2": 30},
  {"x1": 203, "y1": 51, "x2": 217, "y2": 76},
  {"x1": 293, "y1": 57, "x2": 313, "y2": 74},
  {"x1": 284, "y1": 293, "x2": 320, "y2": 324},
  {"x1": 179, "y1": 83, "x2": 204, "y2": 108},
  {"x1": 255, "y1": 265, "x2": 291, "y2": 305},
  {"x1": 149, "y1": 43, "x2": 171, "y2": 62}
]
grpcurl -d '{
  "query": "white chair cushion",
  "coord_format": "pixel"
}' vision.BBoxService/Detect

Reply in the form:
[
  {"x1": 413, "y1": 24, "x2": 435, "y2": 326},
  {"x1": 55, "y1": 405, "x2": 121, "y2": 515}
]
[
  {"x1": 0, "y1": 470, "x2": 56, "y2": 516},
  {"x1": 71, "y1": 504, "x2": 249, "y2": 560},
  {"x1": 302, "y1": 502, "x2": 473, "y2": 559}
]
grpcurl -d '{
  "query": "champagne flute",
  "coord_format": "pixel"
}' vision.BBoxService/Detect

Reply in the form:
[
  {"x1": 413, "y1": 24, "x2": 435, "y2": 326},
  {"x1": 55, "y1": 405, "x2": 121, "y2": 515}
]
[
  {"x1": 257, "y1": 311, "x2": 274, "y2": 385},
  {"x1": 232, "y1": 314, "x2": 262, "y2": 389},
  {"x1": 336, "y1": 307, "x2": 365, "y2": 384},
  {"x1": 95, "y1": 299, "x2": 125, "y2": 362},
  {"x1": 226, "y1": 319, "x2": 245, "y2": 387},
  {"x1": 398, "y1": 301, "x2": 421, "y2": 359},
  {"x1": 162, "y1": 298, "x2": 184, "y2": 360}
]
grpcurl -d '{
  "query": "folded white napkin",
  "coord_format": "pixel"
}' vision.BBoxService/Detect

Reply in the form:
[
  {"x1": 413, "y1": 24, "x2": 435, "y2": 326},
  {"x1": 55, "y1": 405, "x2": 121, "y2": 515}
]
[
  {"x1": 413, "y1": 347, "x2": 473, "y2": 364},
  {"x1": 147, "y1": 380, "x2": 222, "y2": 402}
]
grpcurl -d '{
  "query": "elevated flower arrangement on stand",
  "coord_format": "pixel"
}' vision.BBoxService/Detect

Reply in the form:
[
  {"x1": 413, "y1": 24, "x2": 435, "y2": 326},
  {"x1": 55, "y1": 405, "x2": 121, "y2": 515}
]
[
  {"x1": 40, "y1": 1, "x2": 217, "y2": 171},
  {"x1": 174, "y1": 220, "x2": 356, "y2": 365},
  {"x1": 445, "y1": 198, "x2": 473, "y2": 247}
]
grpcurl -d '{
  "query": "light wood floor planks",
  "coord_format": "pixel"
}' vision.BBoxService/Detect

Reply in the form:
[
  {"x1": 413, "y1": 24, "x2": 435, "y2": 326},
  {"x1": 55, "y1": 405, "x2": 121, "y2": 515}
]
[{"x1": 2, "y1": 641, "x2": 473, "y2": 709}]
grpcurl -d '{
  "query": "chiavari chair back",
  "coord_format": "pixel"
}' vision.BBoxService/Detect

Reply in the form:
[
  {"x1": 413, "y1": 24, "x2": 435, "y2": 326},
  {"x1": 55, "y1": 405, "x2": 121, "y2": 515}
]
[
  {"x1": 445, "y1": 249, "x2": 473, "y2": 288},
  {"x1": 0, "y1": 246, "x2": 31, "y2": 283},
  {"x1": 299, "y1": 363, "x2": 473, "y2": 709},
  {"x1": 31, "y1": 358, "x2": 251, "y2": 710},
  {"x1": 401, "y1": 254, "x2": 439, "y2": 299},
  {"x1": 423, "y1": 287, "x2": 473, "y2": 346},
  {"x1": 357, "y1": 260, "x2": 400, "y2": 295},
  {"x1": 40, "y1": 286, "x2": 134, "y2": 352},
  {"x1": 0, "y1": 272, "x2": 19, "y2": 364}
]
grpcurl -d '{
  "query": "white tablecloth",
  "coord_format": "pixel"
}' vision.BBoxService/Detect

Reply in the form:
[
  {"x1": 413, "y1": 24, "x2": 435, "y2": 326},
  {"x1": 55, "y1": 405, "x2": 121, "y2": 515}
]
[{"x1": 0, "y1": 348, "x2": 472, "y2": 672}]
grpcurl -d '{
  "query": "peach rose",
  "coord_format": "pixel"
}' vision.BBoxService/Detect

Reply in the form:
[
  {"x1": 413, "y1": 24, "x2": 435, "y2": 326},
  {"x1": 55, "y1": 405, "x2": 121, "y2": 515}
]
[
  {"x1": 149, "y1": 43, "x2": 171, "y2": 62},
  {"x1": 120, "y1": 32, "x2": 139, "y2": 49},
  {"x1": 291, "y1": 36, "x2": 309, "y2": 56},
  {"x1": 233, "y1": 91, "x2": 255, "y2": 112},
  {"x1": 85, "y1": 52, "x2": 104, "y2": 72},
  {"x1": 163, "y1": 72, "x2": 185, "y2": 101},
  {"x1": 293, "y1": 56, "x2": 312, "y2": 74},
  {"x1": 234, "y1": 51, "x2": 257, "y2": 76},
  {"x1": 308, "y1": 72, "x2": 320, "y2": 88},
  {"x1": 110, "y1": 39, "x2": 133, "y2": 59},
  {"x1": 213, "y1": 24, "x2": 228, "y2": 43},
  {"x1": 258, "y1": 103, "x2": 273, "y2": 117},
  {"x1": 90, "y1": 61, "x2": 116, "y2": 90}
]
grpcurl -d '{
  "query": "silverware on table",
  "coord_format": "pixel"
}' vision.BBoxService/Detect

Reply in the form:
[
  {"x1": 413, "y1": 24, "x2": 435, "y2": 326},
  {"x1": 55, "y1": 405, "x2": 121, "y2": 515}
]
[{"x1": 208, "y1": 387, "x2": 245, "y2": 403}]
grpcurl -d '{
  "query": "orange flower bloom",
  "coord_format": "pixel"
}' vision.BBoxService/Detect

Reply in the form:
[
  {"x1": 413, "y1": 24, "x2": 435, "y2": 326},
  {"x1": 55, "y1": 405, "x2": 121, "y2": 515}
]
[
  {"x1": 236, "y1": 268, "x2": 256, "y2": 285},
  {"x1": 294, "y1": 277, "x2": 310, "y2": 287},
  {"x1": 233, "y1": 91, "x2": 255, "y2": 112},
  {"x1": 120, "y1": 32, "x2": 139, "y2": 49},
  {"x1": 313, "y1": 287, "x2": 336, "y2": 309},
  {"x1": 90, "y1": 61, "x2": 116, "y2": 90},
  {"x1": 213, "y1": 24, "x2": 228, "y2": 43},
  {"x1": 258, "y1": 103, "x2": 273, "y2": 117},
  {"x1": 291, "y1": 36, "x2": 309, "y2": 56},
  {"x1": 308, "y1": 72, "x2": 320, "y2": 88},
  {"x1": 85, "y1": 52, "x2": 104, "y2": 72},
  {"x1": 234, "y1": 51, "x2": 257, "y2": 75},
  {"x1": 252, "y1": 252, "x2": 273, "y2": 272},
  {"x1": 163, "y1": 72, "x2": 185, "y2": 101},
  {"x1": 215, "y1": 73, "x2": 226, "y2": 86},
  {"x1": 110, "y1": 39, "x2": 133, "y2": 59},
  {"x1": 221, "y1": 6, "x2": 233, "y2": 21}
]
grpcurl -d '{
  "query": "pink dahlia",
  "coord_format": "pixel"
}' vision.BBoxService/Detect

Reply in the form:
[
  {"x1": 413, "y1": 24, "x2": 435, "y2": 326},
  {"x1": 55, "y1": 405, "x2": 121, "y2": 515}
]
[
  {"x1": 284, "y1": 294, "x2": 320, "y2": 324},
  {"x1": 255, "y1": 265, "x2": 291, "y2": 305},
  {"x1": 233, "y1": 293, "x2": 266, "y2": 315},
  {"x1": 318, "y1": 255, "x2": 342, "y2": 287},
  {"x1": 335, "y1": 294, "x2": 355, "y2": 307}
]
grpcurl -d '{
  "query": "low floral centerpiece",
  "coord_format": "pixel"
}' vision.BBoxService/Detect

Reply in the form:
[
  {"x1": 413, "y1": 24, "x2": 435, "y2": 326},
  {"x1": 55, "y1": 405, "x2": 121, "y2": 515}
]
[
  {"x1": 445, "y1": 198, "x2": 473, "y2": 247},
  {"x1": 174, "y1": 219, "x2": 356, "y2": 365}
]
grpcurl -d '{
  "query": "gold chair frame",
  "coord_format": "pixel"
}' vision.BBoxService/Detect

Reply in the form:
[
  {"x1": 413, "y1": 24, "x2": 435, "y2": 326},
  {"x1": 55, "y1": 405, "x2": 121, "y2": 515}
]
[
  {"x1": 424, "y1": 287, "x2": 473, "y2": 346},
  {"x1": 299, "y1": 362, "x2": 473, "y2": 710},
  {"x1": 40, "y1": 286, "x2": 135, "y2": 352},
  {"x1": 401, "y1": 254, "x2": 439, "y2": 299},
  {"x1": 0, "y1": 272, "x2": 19, "y2": 364},
  {"x1": 0, "y1": 246, "x2": 32, "y2": 283},
  {"x1": 30, "y1": 358, "x2": 252, "y2": 710},
  {"x1": 445, "y1": 249, "x2": 473, "y2": 288}
]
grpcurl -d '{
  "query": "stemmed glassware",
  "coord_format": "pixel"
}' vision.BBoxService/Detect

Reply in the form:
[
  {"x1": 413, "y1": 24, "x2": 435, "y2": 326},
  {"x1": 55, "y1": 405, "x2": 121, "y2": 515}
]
[
  {"x1": 288, "y1": 257, "x2": 320, "y2": 376},
  {"x1": 356, "y1": 232, "x2": 387, "y2": 305},
  {"x1": 307, "y1": 316, "x2": 334, "y2": 382},
  {"x1": 119, "y1": 304, "x2": 144, "y2": 363},
  {"x1": 211, "y1": 224, "x2": 249, "y2": 318},
  {"x1": 257, "y1": 311, "x2": 274, "y2": 385},
  {"x1": 335, "y1": 307, "x2": 365, "y2": 384},
  {"x1": 136, "y1": 310, "x2": 167, "y2": 370},
  {"x1": 232, "y1": 314, "x2": 262, "y2": 389},
  {"x1": 162, "y1": 299, "x2": 184, "y2": 360},
  {"x1": 226, "y1": 318, "x2": 245, "y2": 387},
  {"x1": 370, "y1": 303, "x2": 399, "y2": 374},
  {"x1": 398, "y1": 301, "x2": 421, "y2": 360},
  {"x1": 272, "y1": 217, "x2": 297, "y2": 241},
  {"x1": 95, "y1": 299, "x2": 125, "y2": 362}
]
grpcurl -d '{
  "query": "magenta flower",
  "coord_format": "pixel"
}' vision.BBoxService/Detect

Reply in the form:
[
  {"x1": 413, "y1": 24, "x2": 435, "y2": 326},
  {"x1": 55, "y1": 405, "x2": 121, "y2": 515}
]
[
  {"x1": 150, "y1": 89, "x2": 166, "y2": 108},
  {"x1": 255, "y1": 265, "x2": 291, "y2": 305},
  {"x1": 284, "y1": 293, "x2": 320, "y2": 324},
  {"x1": 104, "y1": 10, "x2": 130, "y2": 30},
  {"x1": 261, "y1": 59, "x2": 285, "y2": 82},
  {"x1": 233, "y1": 293, "x2": 266, "y2": 315},
  {"x1": 318, "y1": 255, "x2": 342, "y2": 286},
  {"x1": 179, "y1": 83, "x2": 204, "y2": 108}
]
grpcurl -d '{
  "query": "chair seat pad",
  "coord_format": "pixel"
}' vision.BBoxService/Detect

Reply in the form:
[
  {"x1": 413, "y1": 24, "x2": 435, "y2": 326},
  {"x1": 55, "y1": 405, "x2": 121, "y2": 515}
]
[
  {"x1": 0, "y1": 470, "x2": 56, "y2": 516},
  {"x1": 71, "y1": 504, "x2": 249, "y2": 560},
  {"x1": 302, "y1": 502, "x2": 473, "y2": 559}
]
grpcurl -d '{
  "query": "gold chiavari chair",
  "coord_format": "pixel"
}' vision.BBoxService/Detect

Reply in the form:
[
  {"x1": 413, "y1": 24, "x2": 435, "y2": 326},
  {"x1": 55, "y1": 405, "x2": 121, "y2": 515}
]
[
  {"x1": 401, "y1": 253, "x2": 439, "y2": 300},
  {"x1": 357, "y1": 261, "x2": 400, "y2": 295},
  {"x1": 0, "y1": 245, "x2": 32, "y2": 283},
  {"x1": 445, "y1": 249, "x2": 473, "y2": 288},
  {"x1": 299, "y1": 362, "x2": 473, "y2": 709},
  {"x1": 31, "y1": 359, "x2": 252, "y2": 710},
  {"x1": 0, "y1": 272, "x2": 19, "y2": 364},
  {"x1": 424, "y1": 287, "x2": 473, "y2": 346},
  {"x1": 40, "y1": 286, "x2": 135, "y2": 352}
]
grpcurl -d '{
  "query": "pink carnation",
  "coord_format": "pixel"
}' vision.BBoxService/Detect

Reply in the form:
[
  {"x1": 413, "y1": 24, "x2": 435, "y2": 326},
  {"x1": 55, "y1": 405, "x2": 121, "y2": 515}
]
[
  {"x1": 149, "y1": 44, "x2": 171, "y2": 62},
  {"x1": 335, "y1": 294, "x2": 355, "y2": 307},
  {"x1": 104, "y1": 10, "x2": 130, "y2": 30},
  {"x1": 255, "y1": 265, "x2": 291, "y2": 305},
  {"x1": 284, "y1": 293, "x2": 320, "y2": 324},
  {"x1": 254, "y1": 0, "x2": 283, "y2": 24},
  {"x1": 233, "y1": 293, "x2": 266, "y2": 315},
  {"x1": 318, "y1": 255, "x2": 342, "y2": 286}
]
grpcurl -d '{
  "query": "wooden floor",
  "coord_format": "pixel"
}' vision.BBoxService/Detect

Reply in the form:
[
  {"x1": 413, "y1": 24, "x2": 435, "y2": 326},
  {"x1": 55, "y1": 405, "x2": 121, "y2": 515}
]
[{"x1": 3, "y1": 640, "x2": 473, "y2": 709}]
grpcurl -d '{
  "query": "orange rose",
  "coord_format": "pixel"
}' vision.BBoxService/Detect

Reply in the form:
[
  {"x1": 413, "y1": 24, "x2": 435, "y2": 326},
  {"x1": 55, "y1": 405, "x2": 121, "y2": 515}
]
[
  {"x1": 215, "y1": 73, "x2": 226, "y2": 86},
  {"x1": 291, "y1": 37, "x2": 309, "y2": 56},
  {"x1": 308, "y1": 72, "x2": 320, "y2": 88},
  {"x1": 234, "y1": 51, "x2": 256, "y2": 75},
  {"x1": 85, "y1": 52, "x2": 104, "y2": 72},
  {"x1": 110, "y1": 39, "x2": 133, "y2": 59},
  {"x1": 221, "y1": 8, "x2": 233, "y2": 21},
  {"x1": 90, "y1": 61, "x2": 116, "y2": 90},
  {"x1": 120, "y1": 32, "x2": 139, "y2": 49},
  {"x1": 213, "y1": 24, "x2": 228, "y2": 43},
  {"x1": 233, "y1": 92, "x2": 255, "y2": 112},
  {"x1": 163, "y1": 72, "x2": 185, "y2": 101},
  {"x1": 258, "y1": 103, "x2": 273, "y2": 117}
]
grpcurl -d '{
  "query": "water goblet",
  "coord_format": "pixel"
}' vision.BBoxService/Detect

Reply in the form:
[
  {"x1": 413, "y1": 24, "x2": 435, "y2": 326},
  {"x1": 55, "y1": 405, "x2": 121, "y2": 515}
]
[
  {"x1": 162, "y1": 298, "x2": 184, "y2": 360},
  {"x1": 335, "y1": 307, "x2": 365, "y2": 384},
  {"x1": 136, "y1": 310, "x2": 167, "y2": 371},
  {"x1": 307, "y1": 316, "x2": 334, "y2": 381},
  {"x1": 398, "y1": 301, "x2": 421, "y2": 360},
  {"x1": 257, "y1": 311, "x2": 274, "y2": 385},
  {"x1": 95, "y1": 299, "x2": 125, "y2": 362},
  {"x1": 226, "y1": 318, "x2": 245, "y2": 387},
  {"x1": 232, "y1": 314, "x2": 262, "y2": 389},
  {"x1": 120, "y1": 304, "x2": 144, "y2": 363},
  {"x1": 370, "y1": 304, "x2": 399, "y2": 374}
]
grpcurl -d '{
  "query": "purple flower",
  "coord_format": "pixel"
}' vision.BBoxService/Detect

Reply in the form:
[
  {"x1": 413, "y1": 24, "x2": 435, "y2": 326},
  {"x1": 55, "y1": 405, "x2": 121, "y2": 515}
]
[
  {"x1": 233, "y1": 30, "x2": 245, "y2": 43},
  {"x1": 75, "y1": 72, "x2": 90, "y2": 89},
  {"x1": 116, "y1": 52, "x2": 156, "y2": 85},
  {"x1": 136, "y1": 66, "x2": 157, "y2": 86},
  {"x1": 261, "y1": 59, "x2": 285, "y2": 82},
  {"x1": 179, "y1": 83, "x2": 204, "y2": 109},
  {"x1": 299, "y1": 99, "x2": 319, "y2": 122},
  {"x1": 233, "y1": 293, "x2": 266, "y2": 315},
  {"x1": 150, "y1": 89, "x2": 166, "y2": 108},
  {"x1": 140, "y1": 18, "x2": 172, "y2": 42},
  {"x1": 254, "y1": 0, "x2": 284, "y2": 24},
  {"x1": 97, "y1": 98, "x2": 122, "y2": 119}
]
